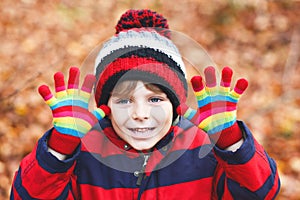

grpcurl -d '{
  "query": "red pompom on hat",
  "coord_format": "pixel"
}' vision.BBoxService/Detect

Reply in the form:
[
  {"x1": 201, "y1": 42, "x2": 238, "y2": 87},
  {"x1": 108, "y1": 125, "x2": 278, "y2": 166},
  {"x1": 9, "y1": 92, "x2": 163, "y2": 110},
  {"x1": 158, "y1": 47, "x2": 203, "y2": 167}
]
[
  {"x1": 94, "y1": 9, "x2": 187, "y2": 120},
  {"x1": 115, "y1": 9, "x2": 170, "y2": 38}
]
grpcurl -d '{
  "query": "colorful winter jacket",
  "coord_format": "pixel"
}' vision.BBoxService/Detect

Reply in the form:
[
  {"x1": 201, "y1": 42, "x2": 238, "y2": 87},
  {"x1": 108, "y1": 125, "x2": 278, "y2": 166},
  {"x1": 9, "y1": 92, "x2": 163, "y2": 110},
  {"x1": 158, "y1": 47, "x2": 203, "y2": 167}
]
[{"x1": 11, "y1": 119, "x2": 280, "y2": 199}]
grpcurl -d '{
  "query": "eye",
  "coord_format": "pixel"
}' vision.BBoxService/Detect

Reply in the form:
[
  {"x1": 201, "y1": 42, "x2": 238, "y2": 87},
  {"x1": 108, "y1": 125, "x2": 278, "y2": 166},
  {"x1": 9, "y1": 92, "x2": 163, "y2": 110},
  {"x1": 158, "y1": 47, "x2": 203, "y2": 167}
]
[
  {"x1": 149, "y1": 97, "x2": 163, "y2": 103},
  {"x1": 116, "y1": 98, "x2": 131, "y2": 104}
]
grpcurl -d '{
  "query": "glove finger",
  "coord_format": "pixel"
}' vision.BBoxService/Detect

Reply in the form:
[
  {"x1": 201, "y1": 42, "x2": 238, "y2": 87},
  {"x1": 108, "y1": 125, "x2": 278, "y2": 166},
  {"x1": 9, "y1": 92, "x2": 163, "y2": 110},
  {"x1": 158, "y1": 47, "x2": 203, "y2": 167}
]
[
  {"x1": 54, "y1": 72, "x2": 67, "y2": 98},
  {"x1": 190, "y1": 76, "x2": 204, "y2": 92},
  {"x1": 38, "y1": 85, "x2": 57, "y2": 107},
  {"x1": 221, "y1": 66, "x2": 233, "y2": 88},
  {"x1": 204, "y1": 66, "x2": 217, "y2": 88},
  {"x1": 191, "y1": 75, "x2": 210, "y2": 108},
  {"x1": 93, "y1": 105, "x2": 111, "y2": 120},
  {"x1": 80, "y1": 74, "x2": 96, "y2": 100},
  {"x1": 231, "y1": 78, "x2": 248, "y2": 99},
  {"x1": 234, "y1": 78, "x2": 248, "y2": 95},
  {"x1": 67, "y1": 67, "x2": 80, "y2": 95}
]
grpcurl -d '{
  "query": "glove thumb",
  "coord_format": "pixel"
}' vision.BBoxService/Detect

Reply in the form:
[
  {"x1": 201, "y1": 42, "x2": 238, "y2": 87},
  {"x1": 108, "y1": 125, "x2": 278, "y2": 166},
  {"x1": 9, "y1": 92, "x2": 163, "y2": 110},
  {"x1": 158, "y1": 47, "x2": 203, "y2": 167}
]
[
  {"x1": 176, "y1": 103, "x2": 200, "y2": 125},
  {"x1": 93, "y1": 105, "x2": 111, "y2": 121}
]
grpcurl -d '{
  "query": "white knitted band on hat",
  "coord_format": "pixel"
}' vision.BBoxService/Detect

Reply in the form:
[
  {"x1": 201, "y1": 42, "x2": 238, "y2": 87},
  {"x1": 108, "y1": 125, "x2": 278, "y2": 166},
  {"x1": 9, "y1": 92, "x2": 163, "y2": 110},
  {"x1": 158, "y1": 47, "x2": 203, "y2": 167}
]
[{"x1": 94, "y1": 30, "x2": 186, "y2": 76}]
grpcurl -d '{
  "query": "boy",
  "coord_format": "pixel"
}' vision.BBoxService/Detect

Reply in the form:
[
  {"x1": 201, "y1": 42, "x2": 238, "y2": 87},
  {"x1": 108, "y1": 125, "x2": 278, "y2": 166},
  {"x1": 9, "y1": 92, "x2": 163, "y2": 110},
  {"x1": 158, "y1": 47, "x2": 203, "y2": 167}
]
[{"x1": 11, "y1": 9, "x2": 280, "y2": 199}]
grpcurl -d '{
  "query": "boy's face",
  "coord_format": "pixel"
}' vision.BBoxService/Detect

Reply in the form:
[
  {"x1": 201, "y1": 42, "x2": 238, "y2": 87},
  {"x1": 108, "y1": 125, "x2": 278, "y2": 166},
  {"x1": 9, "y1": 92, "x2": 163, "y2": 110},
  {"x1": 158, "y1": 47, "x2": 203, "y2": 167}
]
[{"x1": 108, "y1": 81, "x2": 173, "y2": 150}]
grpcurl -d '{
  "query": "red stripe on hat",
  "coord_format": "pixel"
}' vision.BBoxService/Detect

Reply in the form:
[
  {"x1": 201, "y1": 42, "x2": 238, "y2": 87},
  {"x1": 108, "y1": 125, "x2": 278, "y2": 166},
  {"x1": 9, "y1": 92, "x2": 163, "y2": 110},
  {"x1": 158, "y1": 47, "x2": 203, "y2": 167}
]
[{"x1": 95, "y1": 57, "x2": 186, "y2": 106}]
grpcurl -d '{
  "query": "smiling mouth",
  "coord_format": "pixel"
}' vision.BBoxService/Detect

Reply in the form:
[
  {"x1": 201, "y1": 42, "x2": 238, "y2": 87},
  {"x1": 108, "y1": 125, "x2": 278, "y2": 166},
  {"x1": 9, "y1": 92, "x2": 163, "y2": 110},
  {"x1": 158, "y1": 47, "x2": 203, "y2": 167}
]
[{"x1": 128, "y1": 127, "x2": 156, "y2": 136}]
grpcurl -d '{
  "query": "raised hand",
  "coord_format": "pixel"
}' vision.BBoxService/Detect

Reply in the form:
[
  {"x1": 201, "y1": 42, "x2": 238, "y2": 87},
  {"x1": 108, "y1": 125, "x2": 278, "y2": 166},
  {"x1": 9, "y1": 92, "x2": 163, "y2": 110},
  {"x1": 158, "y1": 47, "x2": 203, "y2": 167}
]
[
  {"x1": 177, "y1": 66, "x2": 248, "y2": 149},
  {"x1": 38, "y1": 67, "x2": 110, "y2": 155}
]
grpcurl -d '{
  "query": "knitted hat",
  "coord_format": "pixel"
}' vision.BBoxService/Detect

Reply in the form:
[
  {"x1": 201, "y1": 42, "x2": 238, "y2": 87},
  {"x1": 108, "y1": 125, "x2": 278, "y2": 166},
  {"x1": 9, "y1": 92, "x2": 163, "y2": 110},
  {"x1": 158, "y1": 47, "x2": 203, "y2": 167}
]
[{"x1": 94, "y1": 9, "x2": 187, "y2": 119}]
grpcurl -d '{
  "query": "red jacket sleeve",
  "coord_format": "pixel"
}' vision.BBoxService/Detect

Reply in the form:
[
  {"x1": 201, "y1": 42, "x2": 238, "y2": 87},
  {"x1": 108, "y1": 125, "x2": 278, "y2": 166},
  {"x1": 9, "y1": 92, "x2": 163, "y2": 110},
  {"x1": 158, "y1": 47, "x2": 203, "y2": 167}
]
[
  {"x1": 10, "y1": 129, "x2": 80, "y2": 199},
  {"x1": 212, "y1": 121, "x2": 280, "y2": 199}
]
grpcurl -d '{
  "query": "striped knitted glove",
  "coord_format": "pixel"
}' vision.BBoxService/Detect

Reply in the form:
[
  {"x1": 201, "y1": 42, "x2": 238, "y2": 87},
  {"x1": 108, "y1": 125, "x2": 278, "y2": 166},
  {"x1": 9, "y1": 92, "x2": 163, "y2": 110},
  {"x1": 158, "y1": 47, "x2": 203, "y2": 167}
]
[
  {"x1": 177, "y1": 66, "x2": 248, "y2": 149},
  {"x1": 38, "y1": 67, "x2": 110, "y2": 155}
]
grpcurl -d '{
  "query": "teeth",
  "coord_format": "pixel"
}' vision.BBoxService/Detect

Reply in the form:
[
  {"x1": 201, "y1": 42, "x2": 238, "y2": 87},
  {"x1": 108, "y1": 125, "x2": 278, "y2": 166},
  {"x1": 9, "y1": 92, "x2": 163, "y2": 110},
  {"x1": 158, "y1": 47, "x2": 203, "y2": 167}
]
[{"x1": 129, "y1": 128, "x2": 154, "y2": 133}]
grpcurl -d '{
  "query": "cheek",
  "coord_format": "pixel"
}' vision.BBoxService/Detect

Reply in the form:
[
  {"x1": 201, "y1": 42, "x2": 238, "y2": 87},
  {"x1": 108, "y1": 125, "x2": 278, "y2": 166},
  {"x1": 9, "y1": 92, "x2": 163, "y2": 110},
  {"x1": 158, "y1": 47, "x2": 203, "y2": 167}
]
[
  {"x1": 111, "y1": 107, "x2": 130, "y2": 125},
  {"x1": 108, "y1": 100, "x2": 131, "y2": 125},
  {"x1": 150, "y1": 104, "x2": 173, "y2": 122}
]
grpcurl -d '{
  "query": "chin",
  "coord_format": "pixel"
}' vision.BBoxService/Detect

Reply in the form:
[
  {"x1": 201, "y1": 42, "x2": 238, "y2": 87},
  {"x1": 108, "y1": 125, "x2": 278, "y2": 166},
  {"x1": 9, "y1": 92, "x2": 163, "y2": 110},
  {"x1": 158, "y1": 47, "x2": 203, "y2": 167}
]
[{"x1": 129, "y1": 141, "x2": 156, "y2": 151}]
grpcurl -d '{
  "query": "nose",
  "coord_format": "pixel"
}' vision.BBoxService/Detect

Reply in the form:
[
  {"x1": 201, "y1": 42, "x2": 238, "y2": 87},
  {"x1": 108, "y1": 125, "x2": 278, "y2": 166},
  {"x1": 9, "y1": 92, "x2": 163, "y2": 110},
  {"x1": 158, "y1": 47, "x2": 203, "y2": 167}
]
[{"x1": 131, "y1": 102, "x2": 150, "y2": 120}]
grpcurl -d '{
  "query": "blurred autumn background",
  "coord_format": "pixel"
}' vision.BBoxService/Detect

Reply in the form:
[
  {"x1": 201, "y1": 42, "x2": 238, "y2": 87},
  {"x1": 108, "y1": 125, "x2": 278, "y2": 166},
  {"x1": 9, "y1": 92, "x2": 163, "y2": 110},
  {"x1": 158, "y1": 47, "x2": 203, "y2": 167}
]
[{"x1": 0, "y1": 0, "x2": 299, "y2": 199}]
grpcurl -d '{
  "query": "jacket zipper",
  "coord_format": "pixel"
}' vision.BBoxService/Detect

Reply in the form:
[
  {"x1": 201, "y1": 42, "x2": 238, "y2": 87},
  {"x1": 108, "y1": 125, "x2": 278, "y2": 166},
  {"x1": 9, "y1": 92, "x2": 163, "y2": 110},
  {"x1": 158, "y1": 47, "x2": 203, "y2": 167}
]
[{"x1": 136, "y1": 154, "x2": 150, "y2": 186}]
